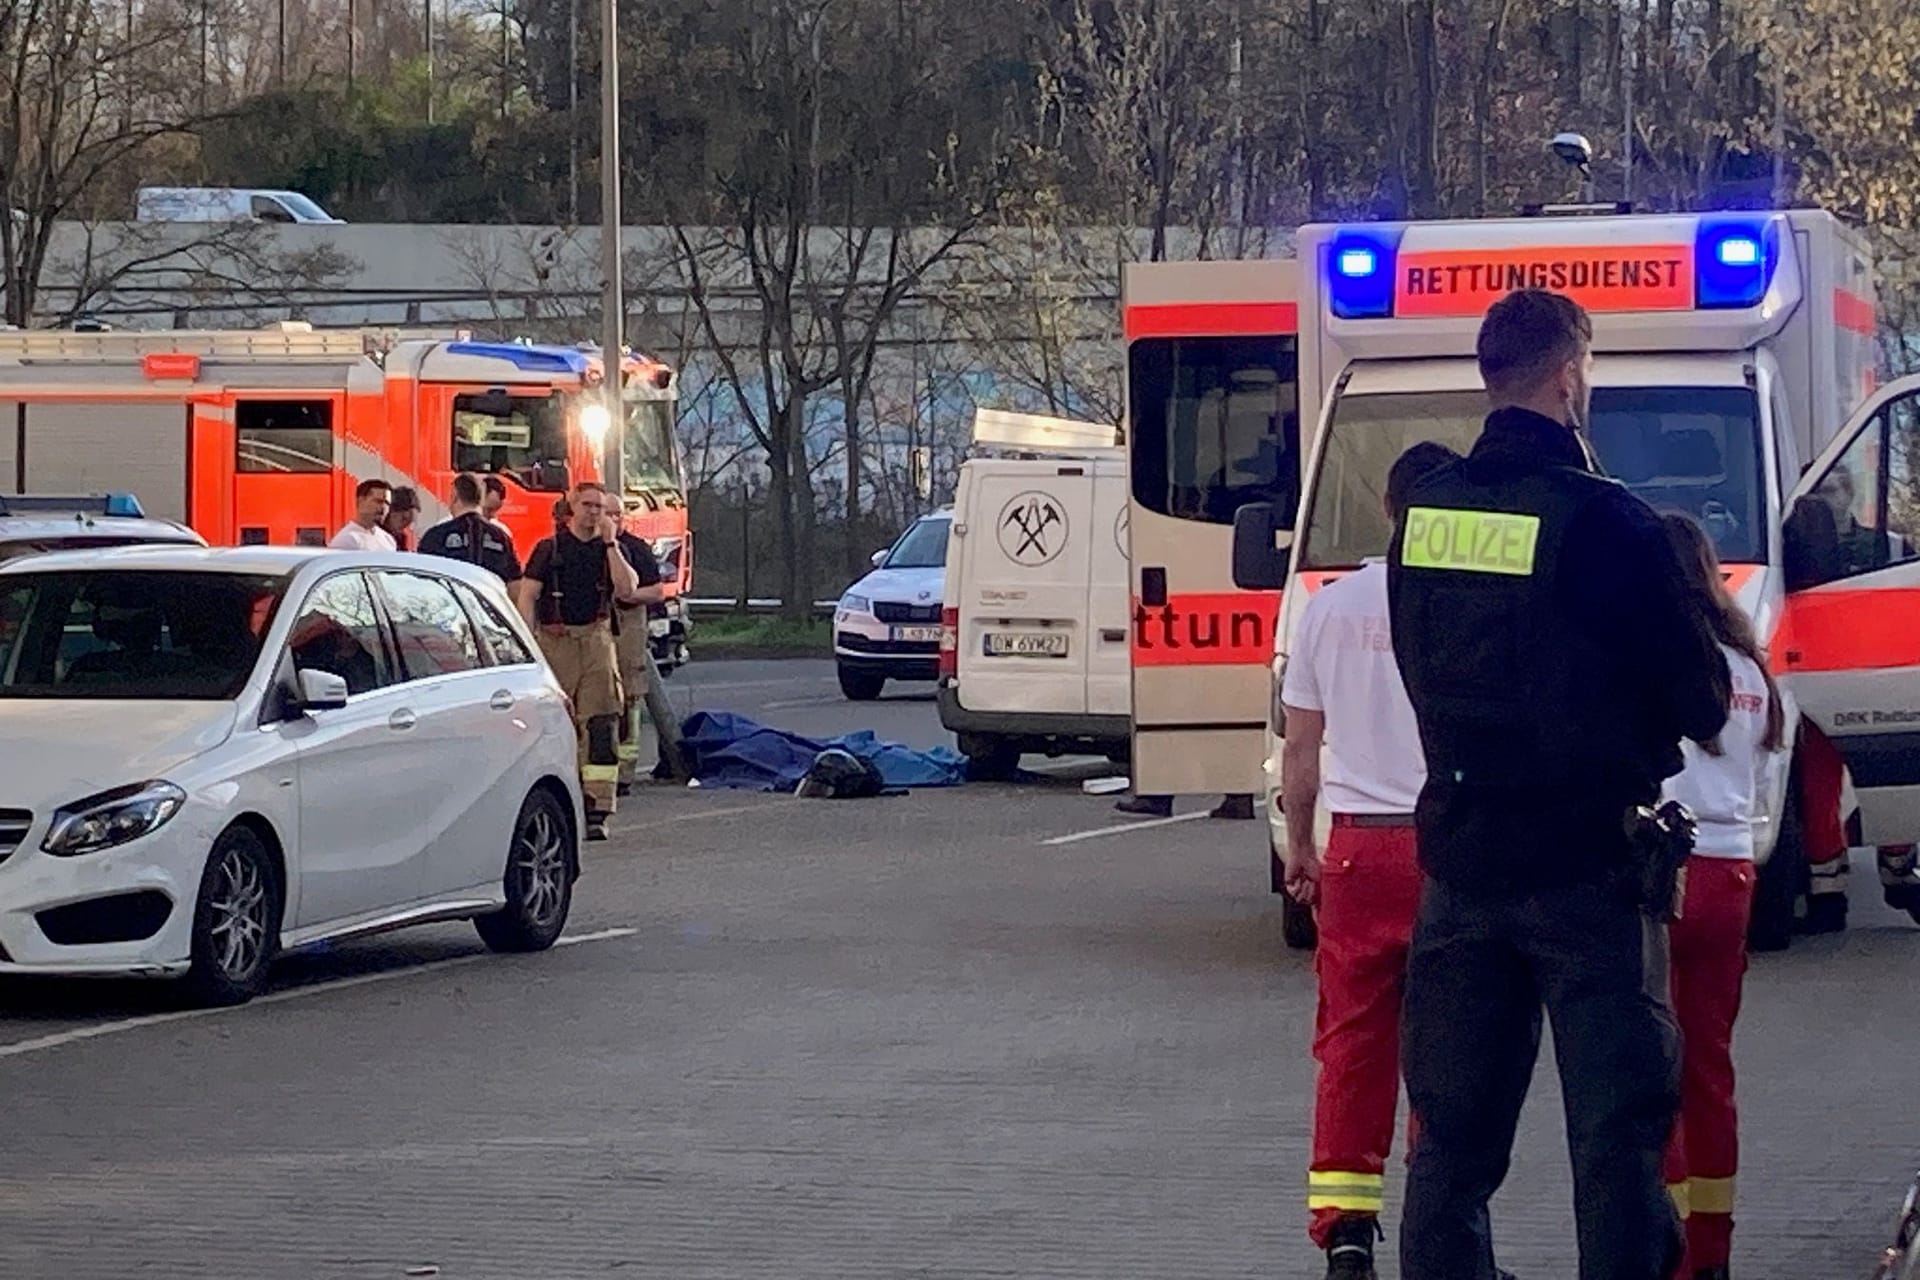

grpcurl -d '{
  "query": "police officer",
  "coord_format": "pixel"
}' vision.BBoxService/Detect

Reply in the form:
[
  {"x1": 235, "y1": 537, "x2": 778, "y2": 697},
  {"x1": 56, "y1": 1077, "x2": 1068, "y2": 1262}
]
[
  {"x1": 417, "y1": 472, "x2": 521, "y2": 583},
  {"x1": 515, "y1": 481, "x2": 643, "y2": 841},
  {"x1": 1386, "y1": 289, "x2": 1731, "y2": 1280}
]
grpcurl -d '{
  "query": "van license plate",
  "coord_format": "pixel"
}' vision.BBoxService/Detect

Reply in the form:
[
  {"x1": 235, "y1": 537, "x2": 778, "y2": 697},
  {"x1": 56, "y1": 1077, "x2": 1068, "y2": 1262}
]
[
  {"x1": 893, "y1": 625, "x2": 943, "y2": 642},
  {"x1": 984, "y1": 631, "x2": 1068, "y2": 658}
]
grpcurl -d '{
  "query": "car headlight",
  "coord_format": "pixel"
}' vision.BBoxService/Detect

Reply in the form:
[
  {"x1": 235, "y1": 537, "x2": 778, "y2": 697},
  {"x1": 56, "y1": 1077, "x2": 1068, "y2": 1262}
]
[
  {"x1": 840, "y1": 593, "x2": 871, "y2": 615},
  {"x1": 42, "y1": 781, "x2": 186, "y2": 856}
]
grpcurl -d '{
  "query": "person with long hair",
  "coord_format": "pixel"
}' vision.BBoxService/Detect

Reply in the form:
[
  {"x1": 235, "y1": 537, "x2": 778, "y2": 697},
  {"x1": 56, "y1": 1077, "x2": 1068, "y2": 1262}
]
[{"x1": 1658, "y1": 512, "x2": 1786, "y2": 1280}]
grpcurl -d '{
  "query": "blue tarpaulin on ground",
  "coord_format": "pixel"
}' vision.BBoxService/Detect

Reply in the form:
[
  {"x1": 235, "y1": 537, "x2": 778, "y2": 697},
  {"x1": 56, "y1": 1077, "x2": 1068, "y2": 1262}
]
[{"x1": 678, "y1": 710, "x2": 970, "y2": 792}]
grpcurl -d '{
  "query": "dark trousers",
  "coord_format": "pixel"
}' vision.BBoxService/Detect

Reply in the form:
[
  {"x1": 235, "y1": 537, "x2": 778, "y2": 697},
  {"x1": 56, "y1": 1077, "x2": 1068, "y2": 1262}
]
[{"x1": 1399, "y1": 875, "x2": 1682, "y2": 1280}]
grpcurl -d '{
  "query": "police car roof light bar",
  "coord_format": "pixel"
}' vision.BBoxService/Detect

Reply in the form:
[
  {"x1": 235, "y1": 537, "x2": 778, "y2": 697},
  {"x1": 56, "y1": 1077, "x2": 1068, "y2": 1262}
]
[{"x1": 0, "y1": 492, "x2": 145, "y2": 518}]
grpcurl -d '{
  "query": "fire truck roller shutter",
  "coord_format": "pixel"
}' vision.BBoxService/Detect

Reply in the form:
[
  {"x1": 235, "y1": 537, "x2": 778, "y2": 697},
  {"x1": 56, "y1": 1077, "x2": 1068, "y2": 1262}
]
[
  {"x1": 0, "y1": 402, "x2": 19, "y2": 493},
  {"x1": 19, "y1": 403, "x2": 189, "y2": 521}
]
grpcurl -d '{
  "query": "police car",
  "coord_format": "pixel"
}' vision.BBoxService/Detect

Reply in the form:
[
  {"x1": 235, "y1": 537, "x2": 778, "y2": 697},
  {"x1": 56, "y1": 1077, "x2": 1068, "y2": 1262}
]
[{"x1": 0, "y1": 493, "x2": 206, "y2": 564}]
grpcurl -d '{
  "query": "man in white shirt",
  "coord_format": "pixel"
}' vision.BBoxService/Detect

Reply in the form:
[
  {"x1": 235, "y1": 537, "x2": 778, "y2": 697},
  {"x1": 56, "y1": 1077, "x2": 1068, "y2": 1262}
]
[
  {"x1": 1281, "y1": 441, "x2": 1459, "y2": 1280},
  {"x1": 329, "y1": 479, "x2": 398, "y2": 552}
]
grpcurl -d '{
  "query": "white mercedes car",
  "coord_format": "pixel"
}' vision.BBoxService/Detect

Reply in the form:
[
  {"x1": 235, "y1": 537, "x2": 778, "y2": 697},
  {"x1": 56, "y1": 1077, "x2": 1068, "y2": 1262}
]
[{"x1": 0, "y1": 545, "x2": 583, "y2": 1004}]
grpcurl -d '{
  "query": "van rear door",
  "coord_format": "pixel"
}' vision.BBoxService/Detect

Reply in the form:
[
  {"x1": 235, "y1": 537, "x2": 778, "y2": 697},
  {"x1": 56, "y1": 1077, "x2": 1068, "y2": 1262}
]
[
  {"x1": 956, "y1": 463, "x2": 1092, "y2": 715},
  {"x1": 1087, "y1": 459, "x2": 1131, "y2": 720}
]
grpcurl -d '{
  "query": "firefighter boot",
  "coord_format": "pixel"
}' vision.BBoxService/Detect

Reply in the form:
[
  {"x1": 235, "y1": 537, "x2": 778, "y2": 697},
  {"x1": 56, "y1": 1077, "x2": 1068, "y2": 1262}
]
[
  {"x1": 1323, "y1": 1216, "x2": 1381, "y2": 1280},
  {"x1": 1880, "y1": 845, "x2": 1920, "y2": 921}
]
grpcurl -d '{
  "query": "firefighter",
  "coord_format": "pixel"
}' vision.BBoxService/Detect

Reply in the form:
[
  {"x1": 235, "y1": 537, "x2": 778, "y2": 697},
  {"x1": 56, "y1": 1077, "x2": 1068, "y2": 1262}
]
[
  {"x1": 610, "y1": 522, "x2": 666, "y2": 794},
  {"x1": 1658, "y1": 513, "x2": 1785, "y2": 1280},
  {"x1": 515, "y1": 481, "x2": 643, "y2": 841},
  {"x1": 1281, "y1": 440, "x2": 1459, "y2": 1280},
  {"x1": 1387, "y1": 289, "x2": 1730, "y2": 1280}
]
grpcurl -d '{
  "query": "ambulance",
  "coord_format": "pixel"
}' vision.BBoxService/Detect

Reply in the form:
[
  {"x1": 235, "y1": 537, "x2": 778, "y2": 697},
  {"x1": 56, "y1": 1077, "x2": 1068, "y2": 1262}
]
[
  {"x1": 938, "y1": 409, "x2": 1132, "y2": 776},
  {"x1": 1232, "y1": 208, "x2": 1916, "y2": 947},
  {"x1": 0, "y1": 326, "x2": 692, "y2": 659}
]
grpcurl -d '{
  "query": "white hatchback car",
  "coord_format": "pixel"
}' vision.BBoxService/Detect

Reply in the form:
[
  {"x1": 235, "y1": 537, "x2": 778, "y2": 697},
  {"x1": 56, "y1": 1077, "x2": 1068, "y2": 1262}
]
[{"x1": 0, "y1": 545, "x2": 583, "y2": 1004}]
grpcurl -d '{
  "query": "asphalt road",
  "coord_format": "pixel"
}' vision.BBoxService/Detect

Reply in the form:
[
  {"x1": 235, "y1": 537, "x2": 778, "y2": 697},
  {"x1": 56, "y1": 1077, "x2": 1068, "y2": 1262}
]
[{"x1": 0, "y1": 659, "x2": 1912, "y2": 1278}]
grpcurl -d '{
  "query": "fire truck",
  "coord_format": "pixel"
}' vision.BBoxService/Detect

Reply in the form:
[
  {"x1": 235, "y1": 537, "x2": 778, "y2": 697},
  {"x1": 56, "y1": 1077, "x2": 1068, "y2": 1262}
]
[{"x1": 0, "y1": 324, "x2": 694, "y2": 666}]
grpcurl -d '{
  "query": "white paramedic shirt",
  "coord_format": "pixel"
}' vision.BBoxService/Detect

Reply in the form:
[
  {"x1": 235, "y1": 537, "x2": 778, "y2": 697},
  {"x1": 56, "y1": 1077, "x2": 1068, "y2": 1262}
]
[
  {"x1": 1663, "y1": 643, "x2": 1774, "y2": 860},
  {"x1": 1279, "y1": 559, "x2": 1426, "y2": 815},
  {"x1": 329, "y1": 522, "x2": 397, "y2": 552}
]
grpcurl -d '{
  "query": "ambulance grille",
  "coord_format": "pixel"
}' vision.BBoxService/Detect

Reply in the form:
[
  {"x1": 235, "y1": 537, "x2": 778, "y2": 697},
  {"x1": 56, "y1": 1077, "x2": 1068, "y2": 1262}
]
[{"x1": 0, "y1": 809, "x2": 31, "y2": 863}]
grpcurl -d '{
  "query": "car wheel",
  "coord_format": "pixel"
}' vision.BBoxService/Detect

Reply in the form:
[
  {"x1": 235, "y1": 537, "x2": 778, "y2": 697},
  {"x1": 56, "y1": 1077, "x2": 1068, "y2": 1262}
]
[
  {"x1": 182, "y1": 825, "x2": 281, "y2": 1007},
  {"x1": 838, "y1": 663, "x2": 885, "y2": 701},
  {"x1": 476, "y1": 788, "x2": 575, "y2": 953},
  {"x1": 957, "y1": 732, "x2": 1020, "y2": 780},
  {"x1": 1749, "y1": 751, "x2": 1806, "y2": 953}
]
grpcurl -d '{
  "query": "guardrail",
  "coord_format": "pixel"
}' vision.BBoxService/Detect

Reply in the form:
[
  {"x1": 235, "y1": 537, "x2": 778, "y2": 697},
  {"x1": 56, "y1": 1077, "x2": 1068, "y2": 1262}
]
[{"x1": 684, "y1": 596, "x2": 838, "y2": 620}]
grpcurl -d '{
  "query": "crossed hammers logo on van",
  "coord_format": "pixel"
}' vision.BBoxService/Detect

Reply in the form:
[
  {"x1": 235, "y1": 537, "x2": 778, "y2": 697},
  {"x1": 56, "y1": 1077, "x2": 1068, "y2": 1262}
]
[{"x1": 997, "y1": 492, "x2": 1067, "y2": 566}]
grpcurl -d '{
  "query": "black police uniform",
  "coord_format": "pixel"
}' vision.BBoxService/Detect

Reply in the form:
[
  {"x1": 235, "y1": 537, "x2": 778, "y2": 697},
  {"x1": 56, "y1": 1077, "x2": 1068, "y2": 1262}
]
[
  {"x1": 1386, "y1": 407, "x2": 1731, "y2": 1280},
  {"x1": 416, "y1": 511, "x2": 523, "y2": 583}
]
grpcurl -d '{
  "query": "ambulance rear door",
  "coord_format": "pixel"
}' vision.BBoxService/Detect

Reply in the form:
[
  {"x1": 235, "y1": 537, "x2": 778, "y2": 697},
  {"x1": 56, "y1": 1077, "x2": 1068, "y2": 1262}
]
[
  {"x1": 954, "y1": 460, "x2": 1094, "y2": 716},
  {"x1": 1778, "y1": 372, "x2": 1920, "y2": 844}
]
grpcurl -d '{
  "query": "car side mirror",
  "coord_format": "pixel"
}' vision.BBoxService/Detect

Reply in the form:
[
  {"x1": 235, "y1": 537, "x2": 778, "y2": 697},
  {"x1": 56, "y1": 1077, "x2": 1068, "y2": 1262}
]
[
  {"x1": 870, "y1": 549, "x2": 888, "y2": 568},
  {"x1": 1231, "y1": 502, "x2": 1291, "y2": 591},
  {"x1": 297, "y1": 668, "x2": 350, "y2": 712}
]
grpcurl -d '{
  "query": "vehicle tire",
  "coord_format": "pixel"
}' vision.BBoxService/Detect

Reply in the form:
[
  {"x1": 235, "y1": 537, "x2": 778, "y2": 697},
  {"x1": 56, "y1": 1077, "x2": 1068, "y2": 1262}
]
[
  {"x1": 476, "y1": 789, "x2": 576, "y2": 953},
  {"x1": 1749, "y1": 752, "x2": 1806, "y2": 953},
  {"x1": 838, "y1": 663, "x2": 885, "y2": 702},
  {"x1": 182, "y1": 824, "x2": 282, "y2": 1007},
  {"x1": 958, "y1": 732, "x2": 1020, "y2": 780}
]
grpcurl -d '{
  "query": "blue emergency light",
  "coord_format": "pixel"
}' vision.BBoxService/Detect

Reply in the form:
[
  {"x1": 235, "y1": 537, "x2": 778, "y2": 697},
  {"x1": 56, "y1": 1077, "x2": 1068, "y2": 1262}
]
[
  {"x1": 1694, "y1": 218, "x2": 1778, "y2": 310},
  {"x1": 1326, "y1": 228, "x2": 1403, "y2": 319}
]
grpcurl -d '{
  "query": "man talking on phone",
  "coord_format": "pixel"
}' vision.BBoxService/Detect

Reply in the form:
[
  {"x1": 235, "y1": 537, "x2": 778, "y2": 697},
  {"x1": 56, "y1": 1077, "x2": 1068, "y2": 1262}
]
[{"x1": 516, "y1": 481, "x2": 643, "y2": 841}]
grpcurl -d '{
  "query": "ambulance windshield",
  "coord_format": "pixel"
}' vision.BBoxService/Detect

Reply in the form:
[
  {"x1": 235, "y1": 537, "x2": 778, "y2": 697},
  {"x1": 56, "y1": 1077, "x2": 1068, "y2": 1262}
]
[
  {"x1": 452, "y1": 392, "x2": 571, "y2": 492},
  {"x1": 1301, "y1": 385, "x2": 1765, "y2": 566}
]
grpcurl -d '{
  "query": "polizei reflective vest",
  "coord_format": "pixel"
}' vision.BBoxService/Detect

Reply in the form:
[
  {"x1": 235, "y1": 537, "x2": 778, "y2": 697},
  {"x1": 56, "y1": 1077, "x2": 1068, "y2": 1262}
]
[{"x1": 1387, "y1": 458, "x2": 1639, "y2": 791}]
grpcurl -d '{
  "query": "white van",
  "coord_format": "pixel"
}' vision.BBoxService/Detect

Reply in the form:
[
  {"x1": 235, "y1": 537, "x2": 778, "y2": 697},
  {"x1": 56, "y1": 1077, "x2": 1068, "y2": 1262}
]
[
  {"x1": 937, "y1": 411, "x2": 1132, "y2": 777},
  {"x1": 136, "y1": 187, "x2": 343, "y2": 225}
]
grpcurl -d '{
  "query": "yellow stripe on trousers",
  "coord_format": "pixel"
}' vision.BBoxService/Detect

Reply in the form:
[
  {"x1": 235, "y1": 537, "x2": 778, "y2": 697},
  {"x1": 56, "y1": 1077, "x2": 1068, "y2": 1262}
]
[
  {"x1": 1689, "y1": 1176, "x2": 1734, "y2": 1215},
  {"x1": 1308, "y1": 1170, "x2": 1384, "y2": 1213}
]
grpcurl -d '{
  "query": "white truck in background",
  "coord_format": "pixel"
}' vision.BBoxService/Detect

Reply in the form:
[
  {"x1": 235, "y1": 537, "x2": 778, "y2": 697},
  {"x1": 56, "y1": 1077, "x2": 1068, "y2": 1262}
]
[
  {"x1": 1231, "y1": 207, "x2": 1910, "y2": 950},
  {"x1": 937, "y1": 410, "x2": 1133, "y2": 777}
]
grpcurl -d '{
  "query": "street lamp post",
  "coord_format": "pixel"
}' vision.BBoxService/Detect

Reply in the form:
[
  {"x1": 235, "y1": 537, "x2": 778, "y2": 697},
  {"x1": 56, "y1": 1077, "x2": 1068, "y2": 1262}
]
[{"x1": 599, "y1": 0, "x2": 623, "y2": 489}]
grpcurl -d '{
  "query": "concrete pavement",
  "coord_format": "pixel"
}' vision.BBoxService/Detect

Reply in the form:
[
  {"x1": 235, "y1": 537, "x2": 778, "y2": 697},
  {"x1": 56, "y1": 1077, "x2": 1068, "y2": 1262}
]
[{"x1": 0, "y1": 659, "x2": 1911, "y2": 1277}]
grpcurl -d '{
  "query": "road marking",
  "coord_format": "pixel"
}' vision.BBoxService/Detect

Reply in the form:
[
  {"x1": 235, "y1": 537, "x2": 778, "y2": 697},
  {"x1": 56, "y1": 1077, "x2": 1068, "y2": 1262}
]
[
  {"x1": 662, "y1": 802, "x2": 774, "y2": 822},
  {"x1": 0, "y1": 927, "x2": 638, "y2": 1061},
  {"x1": 760, "y1": 696, "x2": 843, "y2": 710},
  {"x1": 1041, "y1": 811, "x2": 1208, "y2": 845}
]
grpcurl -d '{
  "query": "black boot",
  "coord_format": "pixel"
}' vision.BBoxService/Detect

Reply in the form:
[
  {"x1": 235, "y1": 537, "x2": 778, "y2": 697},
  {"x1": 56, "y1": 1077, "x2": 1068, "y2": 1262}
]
[
  {"x1": 1693, "y1": 1268, "x2": 1730, "y2": 1280},
  {"x1": 1114, "y1": 794, "x2": 1174, "y2": 818},
  {"x1": 1324, "y1": 1215, "x2": 1381, "y2": 1280},
  {"x1": 1210, "y1": 794, "x2": 1256, "y2": 820},
  {"x1": 1800, "y1": 891, "x2": 1847, "y2": 934}
]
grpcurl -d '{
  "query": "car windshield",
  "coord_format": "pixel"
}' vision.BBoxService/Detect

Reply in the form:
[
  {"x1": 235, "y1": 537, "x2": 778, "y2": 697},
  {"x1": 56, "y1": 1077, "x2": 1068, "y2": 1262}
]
[
  {"x1": 0, "y1": 570, "x2": 285, "y2": 700},
  {"x1": 280, "y1": 192, "x2": 330, "y2": 220},
  {"x1": 453, "y1": 392, "x2": 571, "y2": 493},
  {"x1": 1300, "y1": 385, "x2": 1767, "y2": 567},
  {"x1": 885, "y1": 517, "x2": 950, "y2": 568}
]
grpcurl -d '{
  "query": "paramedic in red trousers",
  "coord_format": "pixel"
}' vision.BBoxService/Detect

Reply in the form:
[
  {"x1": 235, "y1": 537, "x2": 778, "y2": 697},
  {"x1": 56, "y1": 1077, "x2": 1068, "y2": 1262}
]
[
  {"x1": 1387, "y1": 289, "x2": 1731, "y2": 1280},
  {"x1": 1658, "y1": 513, "x2": 1785, "y2": 1280},
  {"x1": 1281, "y1": 440, "x2": 1461, "y2": 1280}
]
